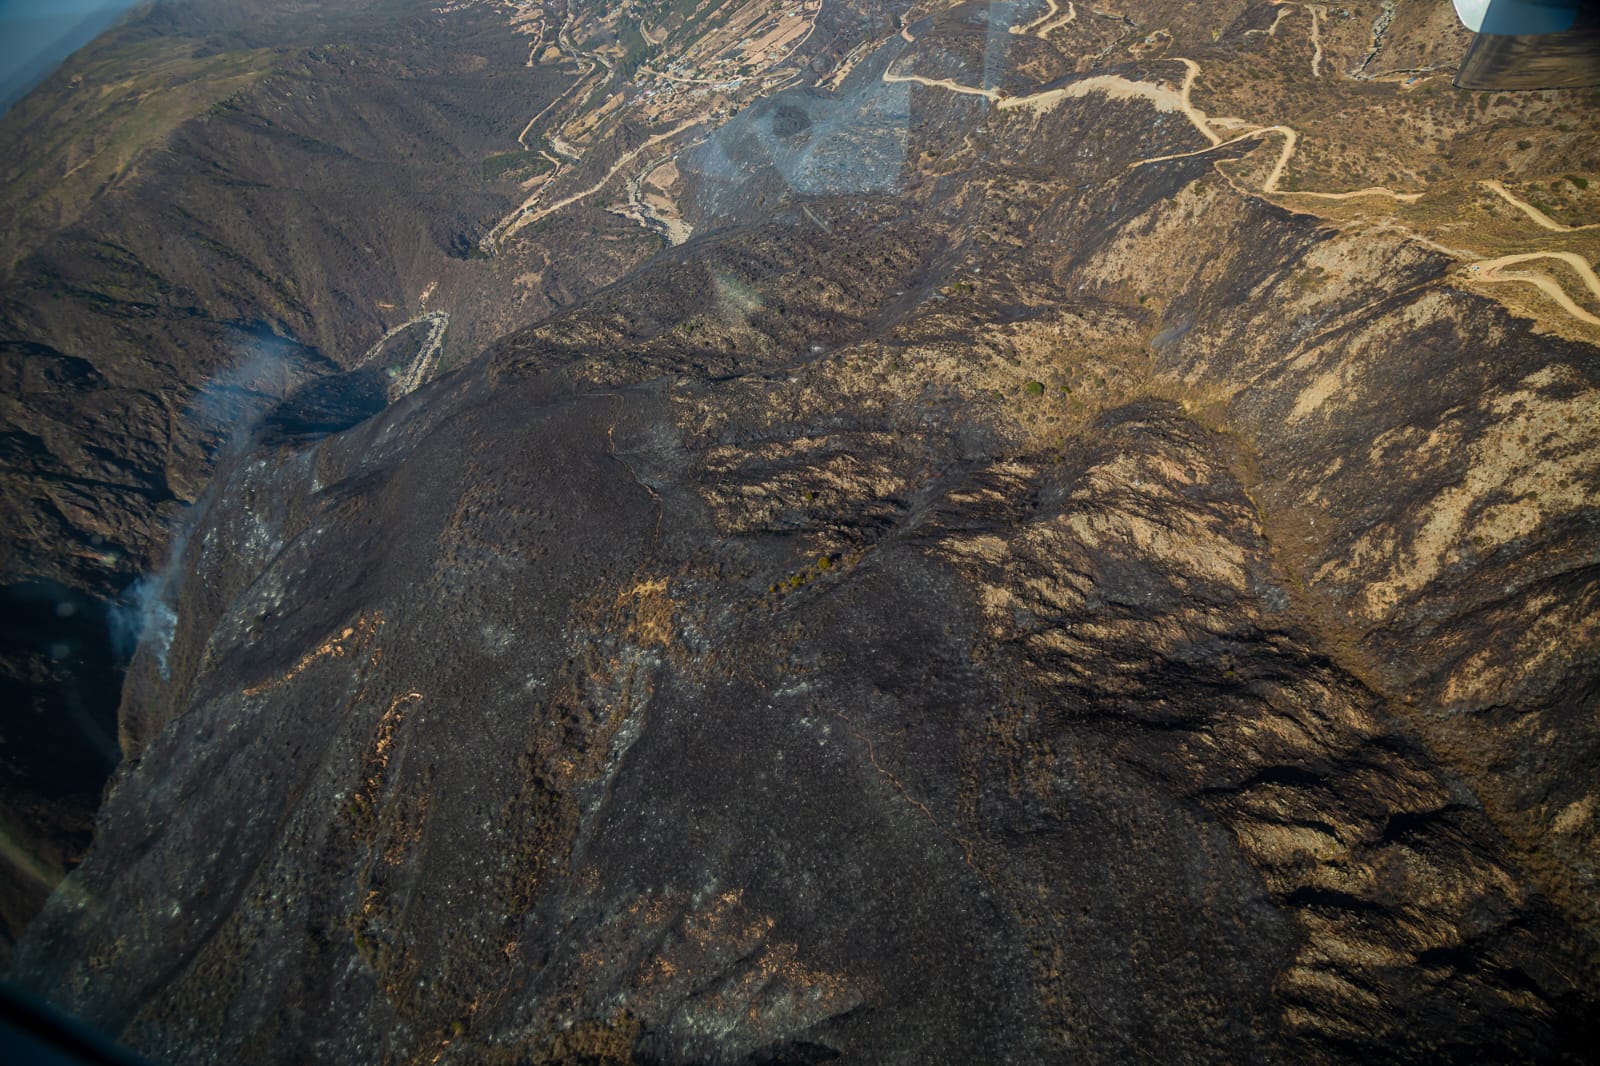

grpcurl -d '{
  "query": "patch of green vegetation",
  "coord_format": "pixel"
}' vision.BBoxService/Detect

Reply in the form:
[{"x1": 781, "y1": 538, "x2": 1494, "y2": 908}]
[
  {"x1": 1565, "y1": 174, "x2": 1589, "y2": 191},
  {"x1": 578, "y1": 81, "x2": 617, "y2": 118},
  {"x1": 768, "y1": 553, "x2": 844, "y2": 598},
  {"x1": 616, "y1": 18, "x2": 662, "y2": 80},
  {"x1": 1289, "y1": 264, "x2": 1328, "y2": 295},
  {"x1": 482, "y1": 149, "x2": 555, "y2": 182},
  {"x1": 655, "y1": 0, "x2": 739, "y2": 55},
  {"x1": 1024, "y1": 380, "x2": 1045, "y2": 397}
]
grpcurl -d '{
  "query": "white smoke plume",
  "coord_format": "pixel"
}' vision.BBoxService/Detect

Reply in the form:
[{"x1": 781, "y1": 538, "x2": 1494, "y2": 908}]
[{"x1": 108, "y1": 328, "x2": 315, "y2": 679}]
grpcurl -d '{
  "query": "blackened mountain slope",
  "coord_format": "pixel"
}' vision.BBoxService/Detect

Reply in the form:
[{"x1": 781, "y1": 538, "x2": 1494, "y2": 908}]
[
  {"x1": 0, "y1": 0, "x2": 643, "y2": 953},
  {"x1": 16, "y1": 39, "x2": 1600, "y2": 1057}
]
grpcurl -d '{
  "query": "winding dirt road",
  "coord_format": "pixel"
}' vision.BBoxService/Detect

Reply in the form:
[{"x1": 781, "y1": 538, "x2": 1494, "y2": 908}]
[
  {"x1": 485, "y1": 0, "x2": 1598, "y2": 332},
  {"x1": 1012, "y1": 0, "x2": 1077, "y2": 37},
  {"x1": 518, "y1": 0, "x2": 598, "y2": 148},
  {"x1": 884, "y1": 52, "x2": 1215, "y2": 135},
  {"x1": 493, "y1": 0, "x2": 821, "y2": 252},
  {"x1": 1470, "y1": 253, "x2": 1600, "y2": 327},
  {"x1": 1251, "y1": 8, "x2": 1291, "y2": 38},
  {"x1": 1481, "y1": 180, "x2": 1600, "y2": 234},
  {"x1": 357, "y1": 310, "x2": 450, "y2": 395},
  {"x1": 1267, "y1": 2, "x2": 1328, "y2": 78},
  {"x1": 884, "y1": 15, "x2": 1595, "y2": 330},
  {"x1": 882, "y1": 69, "x2": 1000, "y2": 100},
  {"x1": 393, "y1": 312, "x2": 450, "y2": 395},
  {"x1": 498, "y1": 117, "x2": 706, "y2": 242}
]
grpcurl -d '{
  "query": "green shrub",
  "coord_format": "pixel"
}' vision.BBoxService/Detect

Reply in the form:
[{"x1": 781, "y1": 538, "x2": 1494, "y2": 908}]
[{"x1": 481, "y1": 149, "x2": 554, "y2": 182}]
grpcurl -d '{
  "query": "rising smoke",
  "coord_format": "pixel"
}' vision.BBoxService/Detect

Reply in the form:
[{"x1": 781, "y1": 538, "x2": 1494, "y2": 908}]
[
  {"x1": 108, "y1": 327, "x2": 325, "y2": 679},
  {"x1": 109, "y1": 534, "x2": 185, "y2": 678}
]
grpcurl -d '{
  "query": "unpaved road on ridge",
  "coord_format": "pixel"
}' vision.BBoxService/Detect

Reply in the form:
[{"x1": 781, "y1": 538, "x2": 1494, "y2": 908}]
[
  {"x1": 393, "y1": 311, "x2": 450, "y2": 394},
  {"x1": 494, "y1": 0, "x2": 1599, "y2": 331},
  {"x1": 889, "y1": 16, "x2": 1596, "y2": 330},
  {"x1": 1011, "y1": 0, "x2": 1076, "y2": 37},
  {"x1": 1482, "y1": 180, "x2": 1600, "y2": 234},
  {"x1": 356, "y1": 310, "x2": 450, "y2": 394},
  {"x1": 499, "y1": 117, "x2": 705, "y2": 241},
  {"x1": 1471, "y1": 252, "x2": 1600, "y2": 327}
]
